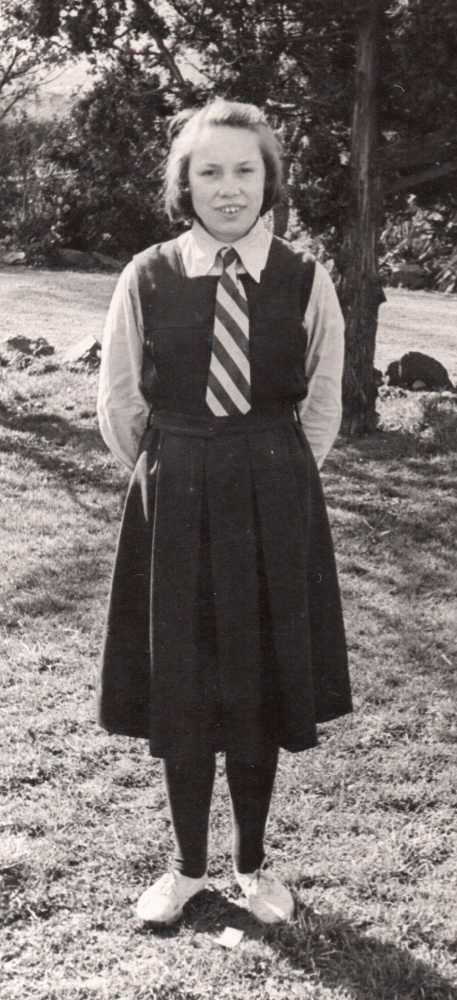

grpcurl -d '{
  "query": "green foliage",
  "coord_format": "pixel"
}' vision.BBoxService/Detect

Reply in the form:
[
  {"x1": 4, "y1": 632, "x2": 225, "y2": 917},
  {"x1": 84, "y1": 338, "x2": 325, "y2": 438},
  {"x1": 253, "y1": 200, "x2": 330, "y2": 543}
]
[
  {"x1": 26, "y1": 1, "x2": 360, "y2": 248},
  {"x1": 47, "y1": 60, "x2": 175, "y2": 256},
  {"x1": 380, "y1": 199, "x2": 457, "y2": 292},
  {"x1": 289, "y1": 125, "x2": 350, "y2": 258},
  {"x1": 0, "y1": 61, "x2": 176, "y2": 261},
  {"x1": 10, "y1": 1, "x2": 457, "y2": 272},
  {"x1": 30, "y1": 0, "x2": 62, "y2": 39},
  {"x1": 0, "y1": 117, "x2": 67, "y2": 260},
  {"x1": 29, "y1": 0, "x2": 177, "y2": 65},
  {"x1": 0, "y1": 1, "x2": 63, "y2": 123},
  {"x1": 386, "y1": 0, "x2": 457, "y2": 140},
  {"x1": 167, "y1": 0, "x2": 360, "y2": 247}
]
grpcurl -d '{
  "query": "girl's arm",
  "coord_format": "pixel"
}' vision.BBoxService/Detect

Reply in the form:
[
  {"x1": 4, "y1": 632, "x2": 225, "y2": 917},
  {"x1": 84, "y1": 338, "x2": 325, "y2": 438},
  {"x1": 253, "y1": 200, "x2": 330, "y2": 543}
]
[
  {"x1": 97, "y1": 262, "x2": 150, "y2": 471},
  {"x1": 298, "y1": 262, "x2": 345, "y2": 469}
]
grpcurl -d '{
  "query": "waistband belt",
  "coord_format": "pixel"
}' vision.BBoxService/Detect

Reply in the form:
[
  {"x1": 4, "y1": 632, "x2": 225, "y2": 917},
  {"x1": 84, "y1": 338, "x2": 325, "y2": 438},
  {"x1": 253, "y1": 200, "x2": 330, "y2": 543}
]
[{"x1": 150, "y1": 407, "x2": 300, "y2": 438}]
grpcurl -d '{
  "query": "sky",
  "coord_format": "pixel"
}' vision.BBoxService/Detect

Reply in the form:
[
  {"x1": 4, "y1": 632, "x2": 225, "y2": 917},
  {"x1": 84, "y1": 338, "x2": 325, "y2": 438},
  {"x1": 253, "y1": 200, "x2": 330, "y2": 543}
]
[{"x1": 22, "y1": 61, "x2": 91, "y2": 120}]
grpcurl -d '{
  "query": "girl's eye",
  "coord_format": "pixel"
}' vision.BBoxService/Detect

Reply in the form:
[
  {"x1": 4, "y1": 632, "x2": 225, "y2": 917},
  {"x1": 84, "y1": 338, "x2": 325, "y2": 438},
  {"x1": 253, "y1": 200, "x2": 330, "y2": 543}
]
[{"x1": 201, "y1": 169, "x2": 216, "y2": 177}]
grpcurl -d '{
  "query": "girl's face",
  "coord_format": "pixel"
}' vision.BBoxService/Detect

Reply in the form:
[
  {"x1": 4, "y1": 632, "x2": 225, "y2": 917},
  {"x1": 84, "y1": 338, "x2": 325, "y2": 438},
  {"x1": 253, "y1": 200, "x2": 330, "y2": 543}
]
[{"x1": 188, "y1": 125, "x2": 266, "y2": 243}]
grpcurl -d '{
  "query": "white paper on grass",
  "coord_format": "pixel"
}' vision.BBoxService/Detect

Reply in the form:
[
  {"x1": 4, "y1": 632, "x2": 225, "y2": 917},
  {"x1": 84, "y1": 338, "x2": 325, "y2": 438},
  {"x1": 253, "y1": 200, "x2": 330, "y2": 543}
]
[{"x1": 214, "y1": 927, "x2": 244, "y2": 948}]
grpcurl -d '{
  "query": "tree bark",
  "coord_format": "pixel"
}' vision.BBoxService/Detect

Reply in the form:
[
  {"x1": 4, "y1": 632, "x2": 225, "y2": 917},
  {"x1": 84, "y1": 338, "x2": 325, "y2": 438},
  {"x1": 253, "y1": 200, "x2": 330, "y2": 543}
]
[
  {"x1": 133, "y1": 0, "x2": 188, "y2": 89},
  {"x1": 381, "y1": 128, "x2": 457, "y2": 171},
  {"x1": 273, "y1": 155, "x2": 291, "y2": 237},
  {"x1": 339, "y1": 0, "x2": 384, "y2": 435},
  {"x1": 272, "y1": 198, "x2": 289, "y2": 237},
  {"x1": 386, "y1": 159, "x2": 457, "y2": 193}
]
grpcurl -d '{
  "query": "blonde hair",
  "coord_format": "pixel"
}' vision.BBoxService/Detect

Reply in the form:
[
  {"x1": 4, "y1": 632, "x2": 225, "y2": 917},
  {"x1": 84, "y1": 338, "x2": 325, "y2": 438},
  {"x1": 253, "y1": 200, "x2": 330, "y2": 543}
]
[{"x1": 164, "y1": 99, "x2": 283, "y2": 222}]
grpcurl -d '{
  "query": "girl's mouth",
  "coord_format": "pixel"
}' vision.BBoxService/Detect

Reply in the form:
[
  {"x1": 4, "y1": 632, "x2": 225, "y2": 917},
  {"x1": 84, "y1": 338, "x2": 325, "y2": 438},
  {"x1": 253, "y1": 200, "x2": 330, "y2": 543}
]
[{"x1": 218, "y1": 206, "x2": 244, "y2": 215}]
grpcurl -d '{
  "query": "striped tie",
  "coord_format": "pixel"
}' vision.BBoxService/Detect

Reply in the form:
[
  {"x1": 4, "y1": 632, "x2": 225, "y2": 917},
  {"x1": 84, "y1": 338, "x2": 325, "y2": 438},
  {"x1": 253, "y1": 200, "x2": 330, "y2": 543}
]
[{"x1": 206, "y1": 247, "x2": 251, "y2": 416}]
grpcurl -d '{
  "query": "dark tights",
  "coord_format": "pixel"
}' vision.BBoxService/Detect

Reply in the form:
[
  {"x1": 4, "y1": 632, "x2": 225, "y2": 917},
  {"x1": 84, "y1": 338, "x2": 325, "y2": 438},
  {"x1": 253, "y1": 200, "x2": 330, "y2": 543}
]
[{"x1": 163, "y1": 744, "x2": 279, "y2": 879}]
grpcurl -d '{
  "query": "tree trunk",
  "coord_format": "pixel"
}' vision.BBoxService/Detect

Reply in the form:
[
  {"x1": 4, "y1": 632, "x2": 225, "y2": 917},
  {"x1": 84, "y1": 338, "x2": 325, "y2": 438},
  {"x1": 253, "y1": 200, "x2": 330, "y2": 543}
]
[
  {"x1": 273, "y1": 155, "x2": 291, "y2": 237},
  {"x1": 339, "y1": 0, "x2": 384, "y2": 435},
  {"x1": 272, "y1": 198, "x2": 289, "y2": 238}
]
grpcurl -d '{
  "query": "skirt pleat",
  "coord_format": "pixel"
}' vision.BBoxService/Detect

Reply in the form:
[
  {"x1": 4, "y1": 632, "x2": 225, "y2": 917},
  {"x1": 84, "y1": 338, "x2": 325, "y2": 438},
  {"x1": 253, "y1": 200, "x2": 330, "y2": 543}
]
[
  {"x1": 205, "y1": 435, "x2": 263, "y2": 757},
  {"x1": 248, "y1": 425, "x2": 317, "y2": 751},
  {"x1": 97, "y1": 441, "x2": 155, "y2": 738},
  {"x1": 290, "y1": 423, "x2": 351, "y2": 721},
  {"x1": 149, "y1": 433, "x2": 205, "y2": 755},
  {"x1": 97, "y1": 418, "x2": 351, "y2": 758}
]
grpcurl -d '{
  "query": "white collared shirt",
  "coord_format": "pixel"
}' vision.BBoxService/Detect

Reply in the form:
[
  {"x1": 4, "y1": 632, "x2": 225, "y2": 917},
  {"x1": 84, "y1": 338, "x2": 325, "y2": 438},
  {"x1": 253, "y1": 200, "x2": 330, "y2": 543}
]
[
  {"x1": 178, "y1": 217, "x2": 271, "y2": 281},
  {"x1": 98, "y1": 219, "x2": 345, "y2": 470}
]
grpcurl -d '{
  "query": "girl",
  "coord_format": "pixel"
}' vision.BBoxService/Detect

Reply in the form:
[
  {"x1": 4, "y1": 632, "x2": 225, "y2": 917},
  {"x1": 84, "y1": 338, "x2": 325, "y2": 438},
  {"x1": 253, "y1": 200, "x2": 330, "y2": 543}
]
[{"x1": 97, "y1": 100, "x2": 351, "y2": 926}]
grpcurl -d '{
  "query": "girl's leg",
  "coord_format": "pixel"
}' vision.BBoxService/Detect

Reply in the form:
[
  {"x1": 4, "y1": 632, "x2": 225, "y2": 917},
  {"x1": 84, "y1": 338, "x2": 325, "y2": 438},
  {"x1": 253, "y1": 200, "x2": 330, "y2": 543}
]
[
  {"x1": 225, "y1": 743, "x2": 279, "y2": 874},
  {"x1": 136, "y1": 746, "x2": 214, "y2": 924},
  {"x1": 163, "y1": 746, "x2": 216, "y2": 879},
  {"x1": 226, "y1": 743, "x2": 294, "y2": 924}
]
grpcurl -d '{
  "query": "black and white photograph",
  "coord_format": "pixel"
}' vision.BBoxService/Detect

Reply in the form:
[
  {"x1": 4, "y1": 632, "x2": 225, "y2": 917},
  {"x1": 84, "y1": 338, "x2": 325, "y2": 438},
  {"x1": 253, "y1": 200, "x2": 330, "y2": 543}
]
[{"x1": 1, "y1": 2, "x2": 457, "y2": 999}]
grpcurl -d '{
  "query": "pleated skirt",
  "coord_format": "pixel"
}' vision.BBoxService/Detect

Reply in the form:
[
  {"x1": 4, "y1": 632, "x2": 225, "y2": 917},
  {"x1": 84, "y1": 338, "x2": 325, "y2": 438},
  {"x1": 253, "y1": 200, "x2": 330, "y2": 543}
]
[{"x1": 97, "y1": 409, "x2": 351, "y2": 761}]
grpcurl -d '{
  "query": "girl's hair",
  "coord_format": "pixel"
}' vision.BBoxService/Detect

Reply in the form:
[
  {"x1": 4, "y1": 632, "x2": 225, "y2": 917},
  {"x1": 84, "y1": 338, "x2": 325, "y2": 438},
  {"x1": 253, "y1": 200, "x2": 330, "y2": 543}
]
[{"x1": 164, "y1": 99, "x2": 283, "y2": 222}]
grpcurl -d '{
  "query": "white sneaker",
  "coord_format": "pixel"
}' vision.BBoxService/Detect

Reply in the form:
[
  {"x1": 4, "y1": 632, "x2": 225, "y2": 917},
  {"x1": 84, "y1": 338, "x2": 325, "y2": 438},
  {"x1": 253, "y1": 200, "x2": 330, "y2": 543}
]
[
  {"x1": 136, "y1": 870, "x2": 207, "y2": 924},
  {"x1": 235, "y1": 863, "x2": 294, "y2": 924}
]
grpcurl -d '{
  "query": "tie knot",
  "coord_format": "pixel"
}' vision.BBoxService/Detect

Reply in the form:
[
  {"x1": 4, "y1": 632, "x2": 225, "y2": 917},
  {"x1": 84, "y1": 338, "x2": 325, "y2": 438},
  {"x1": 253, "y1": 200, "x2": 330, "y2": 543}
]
[{"x1": 220, "y1": 246, "x2": 238, "y2": 270}]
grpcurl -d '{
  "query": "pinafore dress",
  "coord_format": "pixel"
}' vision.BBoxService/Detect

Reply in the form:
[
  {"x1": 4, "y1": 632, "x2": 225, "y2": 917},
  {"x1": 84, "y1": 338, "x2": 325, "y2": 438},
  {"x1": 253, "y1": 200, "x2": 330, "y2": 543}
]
[{"x1": 97, "y1": 236, "x2": 351, "y2": 762}]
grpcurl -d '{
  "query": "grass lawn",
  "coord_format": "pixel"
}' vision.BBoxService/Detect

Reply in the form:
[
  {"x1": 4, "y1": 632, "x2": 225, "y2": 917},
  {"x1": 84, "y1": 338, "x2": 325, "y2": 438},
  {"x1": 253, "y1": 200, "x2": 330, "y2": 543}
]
[
  {"x1": 1, "y1": 267, "x2": 457, "y2": 382},
  {"x1": 1, "y1": 270, "x2": 457, "y2": 1000},
  {"x1": 375, "y1": 287, "x2": 457, "y2": 384},
  {"x1": 0, "y1": 268, "x2": 116, "y2": 352}
]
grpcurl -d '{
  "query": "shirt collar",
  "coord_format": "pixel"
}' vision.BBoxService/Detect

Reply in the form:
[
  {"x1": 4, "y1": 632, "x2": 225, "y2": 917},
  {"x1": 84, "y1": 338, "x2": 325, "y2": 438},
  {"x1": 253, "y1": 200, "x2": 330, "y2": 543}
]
[{"x1": 178, "y1": 217, "x2": 271, "y2": 283}]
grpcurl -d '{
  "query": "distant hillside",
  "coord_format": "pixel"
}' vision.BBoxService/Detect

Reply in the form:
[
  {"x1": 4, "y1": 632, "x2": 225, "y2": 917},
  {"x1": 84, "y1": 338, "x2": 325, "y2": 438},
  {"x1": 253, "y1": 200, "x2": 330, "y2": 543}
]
[{"x1": 21, "y1": 62, "x2": 91, "y2": 120}]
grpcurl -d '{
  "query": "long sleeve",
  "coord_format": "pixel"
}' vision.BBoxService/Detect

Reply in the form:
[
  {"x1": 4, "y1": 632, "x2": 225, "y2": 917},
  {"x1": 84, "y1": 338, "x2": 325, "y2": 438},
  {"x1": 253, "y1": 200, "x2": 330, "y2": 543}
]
[
  {"x1": 298, "y1": 262, "x2": 345, "y2": 469},
  {"x1": 97, "y1": 261, "x2": 149, "y2": 470}
]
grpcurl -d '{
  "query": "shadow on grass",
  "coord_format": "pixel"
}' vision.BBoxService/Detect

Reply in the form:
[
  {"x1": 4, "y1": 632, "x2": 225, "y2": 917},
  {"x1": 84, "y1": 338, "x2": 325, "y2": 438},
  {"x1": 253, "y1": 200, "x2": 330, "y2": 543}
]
[
  {"x1": 330, "y1": 423, "x2": 457, "y2": 583},
  {"x1": 334, "y1": 406, "x2": 457, "y2": 466},
  {"x1": 275, "y1": 901, "x2": 457, "y2": 1000},
  {"x1": 2, "y1": 548, "x2": 111, "y2": 621},
  {"x1": 0, "y1": 404, "x2": 125, "y2": 621},
  {"x1": 151, "y1": 890, "x2": 457, "y2": 1000},
  {"x1": 138, "y1": 887, "x2": 264, "y2": 941},
  {"x1": 3, "y1": 397, "x2": 457, "y2": 497},
  {"x1": 0, "y1": 406, "x2": 124, "y2": 496}
]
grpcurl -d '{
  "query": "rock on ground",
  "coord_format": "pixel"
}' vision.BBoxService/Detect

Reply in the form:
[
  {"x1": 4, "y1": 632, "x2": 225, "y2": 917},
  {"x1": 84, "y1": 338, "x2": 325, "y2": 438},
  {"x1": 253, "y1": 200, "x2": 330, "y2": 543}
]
[
  {"x1": 386, "y1": 351, "x2": 454, "y2": 391},
  {"x1": 63, "y1": 334, "x2": 101, "y2": 364}
]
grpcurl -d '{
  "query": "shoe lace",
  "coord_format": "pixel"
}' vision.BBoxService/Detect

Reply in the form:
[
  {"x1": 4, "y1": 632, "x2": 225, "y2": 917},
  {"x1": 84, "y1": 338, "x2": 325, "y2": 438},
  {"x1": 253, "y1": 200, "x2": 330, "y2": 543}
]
[
  {"x1": 156, "y1": 872, "x2": 178, "y2": 895},
  {"x1": 248, "y1": 863, "x2": 273, "y2": 888},
  {"x1": 258, "y1": 869, "x2": 275, "y2": 887}
]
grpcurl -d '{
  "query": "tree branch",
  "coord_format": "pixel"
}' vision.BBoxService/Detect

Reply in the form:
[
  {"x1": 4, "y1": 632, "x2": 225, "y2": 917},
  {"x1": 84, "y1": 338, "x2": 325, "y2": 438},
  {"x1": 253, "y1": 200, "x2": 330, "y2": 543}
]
[
  {"x1": 381, "y1": 129, "x2": 457, "y2": 171},
  {"x1": 166, "y1": 0, "x2": 200, "y2": 30},
  {"x1": 0, "y1": 84, "x2": 37, "y2": 123},
  {"x1": 132, "y1": 0, "x2": 187, "y2": 89},
  {"x1": 386, "y1": 159, "x2": 457, "y2": 193},
  {"x1": 0, "y1": 49, "x2": 21, "y2": 94}
]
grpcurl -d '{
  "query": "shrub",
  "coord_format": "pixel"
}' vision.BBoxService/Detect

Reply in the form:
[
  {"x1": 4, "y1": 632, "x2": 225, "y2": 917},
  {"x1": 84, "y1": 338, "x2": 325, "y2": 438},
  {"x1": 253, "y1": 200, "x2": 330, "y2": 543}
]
[
  {"x1": 0, "y1": 60, "x2": 177, "y2": 262},
  {"x1": 419, "y1": 395, "x2": 457, "y2": 453},
  {"x1": 47, "y1": 60, "x2": 176, "y2": 257},
  {"x1": 0, "y1": 117, "x2": 67, "y2": 261},
  {"x1": 380, "y1": 198, "x2": 457, "y2": 293}
]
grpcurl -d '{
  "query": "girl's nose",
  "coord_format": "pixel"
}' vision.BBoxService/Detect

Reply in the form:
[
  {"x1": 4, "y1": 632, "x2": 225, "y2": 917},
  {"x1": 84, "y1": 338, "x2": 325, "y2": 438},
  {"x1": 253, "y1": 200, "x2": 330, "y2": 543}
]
[{"x1": 219, "y1": 173, "x2": 240, "y2": 196}]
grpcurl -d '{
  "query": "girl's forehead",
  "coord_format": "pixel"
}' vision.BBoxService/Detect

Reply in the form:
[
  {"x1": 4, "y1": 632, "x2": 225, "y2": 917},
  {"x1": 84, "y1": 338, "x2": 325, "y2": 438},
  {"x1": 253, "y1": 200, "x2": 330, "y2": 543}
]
[{"x1": 190, "y1": 125, "x2": 263, "y2": 162}]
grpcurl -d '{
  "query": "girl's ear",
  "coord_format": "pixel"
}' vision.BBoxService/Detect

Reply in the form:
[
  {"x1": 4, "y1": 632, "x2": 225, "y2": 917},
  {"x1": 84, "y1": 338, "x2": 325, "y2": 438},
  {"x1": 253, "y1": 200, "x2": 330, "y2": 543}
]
[{"x1": 167, "y1": 109, "x2": 195, "y2": 142}]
